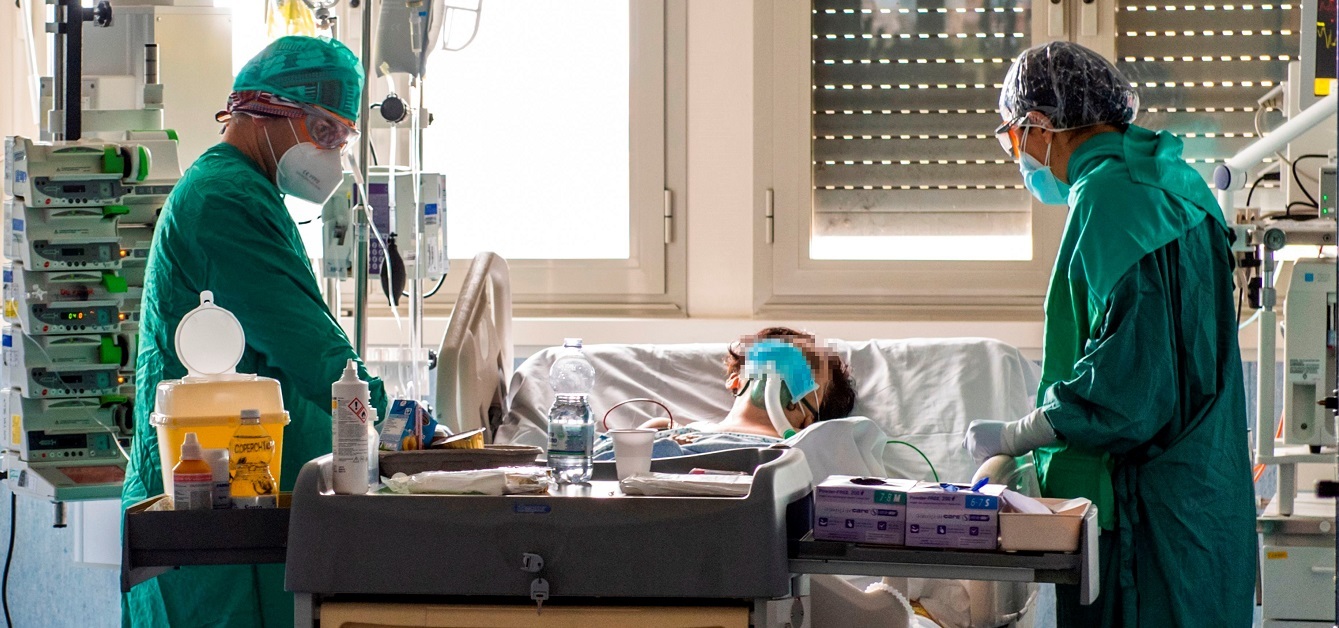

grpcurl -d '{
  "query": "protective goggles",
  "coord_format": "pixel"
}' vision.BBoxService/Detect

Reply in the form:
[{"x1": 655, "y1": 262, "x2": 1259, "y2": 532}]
[
  {"x1": 994, "y1": 117, "x2": 1026, "y2": 158},
  {"x1": 296, "y1": 105, "x2": 359, "y2": 152},
  {"x1": 219, "y1": 92, "x2": 357, "y2": 152}
]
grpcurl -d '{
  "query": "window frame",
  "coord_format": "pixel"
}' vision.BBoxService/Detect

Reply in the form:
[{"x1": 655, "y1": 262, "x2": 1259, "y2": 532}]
[
  {"x1": 379, "y1": 0, "x2": 687, "y2": 319},
  {"x1": 753, "y1": 0, "x2": 1074, "y2": 318}
]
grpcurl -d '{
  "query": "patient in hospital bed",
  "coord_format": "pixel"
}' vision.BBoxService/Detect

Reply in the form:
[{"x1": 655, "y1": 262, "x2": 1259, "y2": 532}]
[{"x1": 591, "y1": 326, "x2": 857, "y2": 460}]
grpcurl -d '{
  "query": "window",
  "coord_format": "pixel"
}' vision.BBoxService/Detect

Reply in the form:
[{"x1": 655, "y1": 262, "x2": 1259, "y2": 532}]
[
  {"x1": 422, "y1": 2, "x2": 630, "y2": 260},
  {"x1": 415, "y1": 0, "x2": 685, "y2": 314},
  {"x1": 757, "y1": 0, "x2": 1062, "y2": 316},
  {"x1": 811, "y1": 0, "x2": 1034, "y2": 262},
  {"x1": 759, "y1": 0, "x2": 1303, "y2": 316}
]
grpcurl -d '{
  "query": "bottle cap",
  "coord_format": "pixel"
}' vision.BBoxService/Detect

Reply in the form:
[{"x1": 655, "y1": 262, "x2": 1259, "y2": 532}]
[
  {"x1": 180, "y1": 432, "x2": 203, "y2": 460},
  {"x1": 174, "y1": 291, "x2": 245, "y2": 378},
  {"x1": 240, "y1": 408, "x2": 261, "y2": 421}
]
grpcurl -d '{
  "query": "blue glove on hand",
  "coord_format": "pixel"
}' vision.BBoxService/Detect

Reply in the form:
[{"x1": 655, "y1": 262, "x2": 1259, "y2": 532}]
[{"x1": 963, "y1": 409, "x2": 1057, "y2": 465}]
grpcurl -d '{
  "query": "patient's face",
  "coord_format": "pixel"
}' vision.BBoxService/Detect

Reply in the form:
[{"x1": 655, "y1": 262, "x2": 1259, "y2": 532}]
[{"x1": 727, "y1": 347, "x2": 834, "y2": 430}]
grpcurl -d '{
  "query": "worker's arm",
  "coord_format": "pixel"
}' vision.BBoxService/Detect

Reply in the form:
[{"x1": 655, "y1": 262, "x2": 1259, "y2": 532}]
[
  {"x1": 188, "y1": 182, "x2": 388, "y2": 419},
  {"x1": 1040, "y1": 245, "x2": 1180, "y2": 456}
]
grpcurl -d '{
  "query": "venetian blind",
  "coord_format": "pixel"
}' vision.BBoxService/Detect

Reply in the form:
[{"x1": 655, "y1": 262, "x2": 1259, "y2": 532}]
[
  {"x1": 811, "y1": 0, "x2": 1034, "y2": 240},
  {"x1": 1116, "y1": 1, "x2": 1298, "y2": 182}
]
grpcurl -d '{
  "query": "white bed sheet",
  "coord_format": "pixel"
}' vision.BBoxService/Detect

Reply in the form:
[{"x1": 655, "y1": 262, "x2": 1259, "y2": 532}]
[{"x1": 498, "y1": 337, "x2": 1039, "y2": 484}]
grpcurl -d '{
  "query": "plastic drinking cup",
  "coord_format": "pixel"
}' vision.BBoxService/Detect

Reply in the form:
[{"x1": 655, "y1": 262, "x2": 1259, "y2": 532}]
[{"x1": 608, "y1": 428, "x2": 656, "y2": 480}]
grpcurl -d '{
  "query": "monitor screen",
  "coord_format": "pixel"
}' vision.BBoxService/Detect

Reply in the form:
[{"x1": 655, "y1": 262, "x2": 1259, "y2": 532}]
[{"x1": 1303, "y1": 0, "x2": 1338, "y2": 103}]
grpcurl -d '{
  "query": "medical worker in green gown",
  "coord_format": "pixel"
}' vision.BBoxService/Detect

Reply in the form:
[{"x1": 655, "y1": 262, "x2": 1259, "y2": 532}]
[
  {"x1": 121, "y1": 36, "x2": 387, "y2": 627},
  {"x1": 964, "y1": 42, "x2": 1256, "y2": 627}
]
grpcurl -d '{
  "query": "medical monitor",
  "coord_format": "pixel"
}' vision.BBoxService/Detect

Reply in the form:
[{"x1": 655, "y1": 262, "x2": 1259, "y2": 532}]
[{"x1": 1301, "y1": 0, "x2": 1338, "y2": 107}]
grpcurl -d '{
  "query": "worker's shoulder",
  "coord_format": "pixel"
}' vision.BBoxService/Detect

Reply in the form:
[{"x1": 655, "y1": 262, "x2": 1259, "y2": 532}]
[
  {"x1": 1071, "y1": 161, "x2": 1160, "y2": 207},
  {"x1": 174, "y1": 144, "x2": 278, "y2": 210}
]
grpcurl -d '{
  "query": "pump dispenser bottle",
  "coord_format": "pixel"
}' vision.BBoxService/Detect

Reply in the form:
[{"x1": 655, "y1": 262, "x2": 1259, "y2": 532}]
[{"x1": 332, "y1": 359, "x2": 371, "y2": 495}]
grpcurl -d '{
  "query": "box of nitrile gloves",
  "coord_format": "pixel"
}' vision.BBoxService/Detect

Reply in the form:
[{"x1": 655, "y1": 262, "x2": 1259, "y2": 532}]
[
  {"x1": 905, "y1": 482, "x2": 1005, "y2": 550},
  {"x1": 813, "y1": 476, "x2": 915, "y2": 545}
]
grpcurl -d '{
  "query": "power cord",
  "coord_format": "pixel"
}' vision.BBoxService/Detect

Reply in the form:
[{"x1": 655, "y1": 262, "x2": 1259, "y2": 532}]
[
  {"x1": 1246, "y1": 171, "x2": 1280, "y2": 208},
  {"x1": 1291, "y1": 154, "x2": 1329, "y2": 208},
  {"x1": 3, "y1": 487, "x2": 14, "y2": 628}
]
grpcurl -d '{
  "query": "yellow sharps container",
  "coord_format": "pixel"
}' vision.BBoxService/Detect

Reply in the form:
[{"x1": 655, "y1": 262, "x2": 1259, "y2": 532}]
[{"x1": 151, "y1": 291, "x2": 289, "y2": 499}]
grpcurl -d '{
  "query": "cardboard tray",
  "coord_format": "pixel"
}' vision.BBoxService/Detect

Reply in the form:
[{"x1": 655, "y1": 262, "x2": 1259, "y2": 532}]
[
  {"x1": 377, "y1": 445, "x2": 542, "y2": 476},
  {"x1": 998, "y1": 497, "x2": 1090, "y2": 552}
]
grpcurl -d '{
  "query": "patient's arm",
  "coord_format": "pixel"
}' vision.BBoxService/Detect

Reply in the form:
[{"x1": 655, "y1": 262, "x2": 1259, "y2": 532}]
[{"x1": 639, "y1": 418, "x2": 673, "y2": 430}]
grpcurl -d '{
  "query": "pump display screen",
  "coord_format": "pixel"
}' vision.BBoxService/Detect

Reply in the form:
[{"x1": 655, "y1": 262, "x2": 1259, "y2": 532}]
[
  {"x1": 28, "y1": 431, "x2": 87, "y2": 451},
  {"x1": 32, "y1": 241, "x2": 117, "y2": 266},
  {"x1": 33, "y1": 303, "x2": 117, "y2": 328}
]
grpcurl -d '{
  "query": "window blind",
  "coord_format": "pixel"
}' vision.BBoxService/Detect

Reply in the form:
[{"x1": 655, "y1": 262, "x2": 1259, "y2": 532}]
[
  {"x1": 1116, "y1": 1, "x2": 1298, "y2": 182},
  {"x1": 812, "y1": 0, "x2": 1034, "y2": 239}
]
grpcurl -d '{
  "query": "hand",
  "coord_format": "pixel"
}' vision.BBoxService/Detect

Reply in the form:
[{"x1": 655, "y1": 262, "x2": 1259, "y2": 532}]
[
  {"x1": 963, "y1": 420, "x2": 1008, "y2": 465},
  {"x1": 962, "y1": 410, "x2": 1058, "y2": 465}
]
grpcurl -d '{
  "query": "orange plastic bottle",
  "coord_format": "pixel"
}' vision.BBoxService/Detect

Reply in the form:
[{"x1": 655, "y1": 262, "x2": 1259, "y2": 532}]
[{"x1": 172, "y1": 432, "x2": 214, "y2": 511}]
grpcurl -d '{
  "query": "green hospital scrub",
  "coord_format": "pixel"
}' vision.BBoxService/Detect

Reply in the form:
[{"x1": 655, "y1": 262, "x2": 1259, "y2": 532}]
[
  {"x1": 1035, "y1": 127, "x2": 1256, "y2": 626},
  {"x1": 121, "y1": 142, "x2": 387, "y2": 627}
]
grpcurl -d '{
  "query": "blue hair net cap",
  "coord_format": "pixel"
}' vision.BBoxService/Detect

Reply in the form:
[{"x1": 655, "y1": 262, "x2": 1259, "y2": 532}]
[
  {"x1": 743, "y1": 340, "x2": 818, "y2": 400},
  {"x1": 233, "y1": 36, "x2": 365, "y2": 122},
  {"x1": 999, "y1": 41, "x2": 1139, "y2": 130}
]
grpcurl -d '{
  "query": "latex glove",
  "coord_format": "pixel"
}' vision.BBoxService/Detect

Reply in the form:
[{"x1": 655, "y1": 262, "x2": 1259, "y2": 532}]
[{"x1": 963, "y1": 409, "x2": 1057, "y2": 465}]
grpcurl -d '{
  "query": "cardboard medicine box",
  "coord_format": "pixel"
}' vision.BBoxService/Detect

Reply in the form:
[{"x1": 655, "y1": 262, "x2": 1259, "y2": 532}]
[
  {"x1": 998, "y1": 496, "x2": 1091, "y2": 552},
  {"x1": 905, "y1": 482, "x2": 1005, "y2": 550},
  {"x1": 813, "y1": 476, "x2": 915, "y2": 545}
]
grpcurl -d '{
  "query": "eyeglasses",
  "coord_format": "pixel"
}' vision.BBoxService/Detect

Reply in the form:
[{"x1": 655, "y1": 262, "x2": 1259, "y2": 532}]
[
  {"x1": 995, "y1": 117, "x2": 1024, "y2": 158},
  {"x1": 300, "y1": 105, "x2": 358, "y2": 152}
]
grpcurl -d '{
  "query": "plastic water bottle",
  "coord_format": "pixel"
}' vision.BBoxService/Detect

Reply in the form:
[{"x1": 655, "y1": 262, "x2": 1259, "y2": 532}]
[
  {"x1": 547, "y1": 338, "x2": 596, "y2": 484},
  {"x1": 230, "y1": 408, "x2": 277, "y2": 508}
]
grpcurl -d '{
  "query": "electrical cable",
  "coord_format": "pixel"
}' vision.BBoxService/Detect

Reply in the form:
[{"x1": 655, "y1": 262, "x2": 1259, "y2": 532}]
[
  {"x1": 421, "y1": 273, "x2": 449, "y2": 299},
  {"x1": 1291, "y1": 153, "x2": 1328, "y2": 207},
  {"x1": 1287, "y1": 201, "x2": 1321, "y2": 220},
  {"x1": 1246, "y1": 172, "x2": 1279, "y2": 208},
  {"x1": 885, "y1": 440, "x2": 939, "y2": 482},
  {"x1": 3, "y1": 491, "x2": 14, "y2": 628}
]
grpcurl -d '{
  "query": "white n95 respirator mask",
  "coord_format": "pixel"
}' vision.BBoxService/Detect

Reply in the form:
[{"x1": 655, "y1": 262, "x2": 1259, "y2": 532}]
[{"x1": 266, "y1": 119, "x2": 345, "y2": 205}]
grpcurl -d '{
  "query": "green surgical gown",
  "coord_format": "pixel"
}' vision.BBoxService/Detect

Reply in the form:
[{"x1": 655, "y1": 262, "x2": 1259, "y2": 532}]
[
  {"x1": 121, "y1": 142, "x2": 387, "y2": 628},
  {"x1": 1037, "y1": 128, "x2": 1256, "y2": 626}
]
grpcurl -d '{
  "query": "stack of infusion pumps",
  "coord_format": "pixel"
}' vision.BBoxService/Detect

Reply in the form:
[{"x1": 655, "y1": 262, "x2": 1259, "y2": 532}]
[{"x1": 0, "y1": 135, "x2": 178, "y2": 502}]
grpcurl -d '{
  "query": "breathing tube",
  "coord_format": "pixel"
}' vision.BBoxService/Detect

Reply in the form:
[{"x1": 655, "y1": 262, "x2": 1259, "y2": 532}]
[{"x1": 742, "y1": 340, "x2": 818, "y2": 439}]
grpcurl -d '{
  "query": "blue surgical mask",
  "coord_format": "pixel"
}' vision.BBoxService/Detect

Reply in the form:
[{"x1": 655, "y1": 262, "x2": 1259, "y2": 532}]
[{"x1": 1018, "y1": 134, "x2": 1071, "y2": 206}]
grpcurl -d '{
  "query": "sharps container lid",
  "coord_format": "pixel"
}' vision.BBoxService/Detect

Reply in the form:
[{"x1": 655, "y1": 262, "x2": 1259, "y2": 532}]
[{"x1": 174, "y1": 290, "x2": 246, "y2": 378}]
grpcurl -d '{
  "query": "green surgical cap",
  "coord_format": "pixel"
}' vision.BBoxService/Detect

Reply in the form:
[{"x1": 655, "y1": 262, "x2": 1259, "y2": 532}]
[{"x1": 233, "y1": 36, "x2": 364, "y2": 122}]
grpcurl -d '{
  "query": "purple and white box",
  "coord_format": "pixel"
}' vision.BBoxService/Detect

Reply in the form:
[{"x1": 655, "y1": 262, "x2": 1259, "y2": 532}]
[
  {"x1": 813, "y1": 476, "x2": 915, "y2": 545},
  {"x1": 905, "y1": 483, "x2": 1005, "y2": 550}
]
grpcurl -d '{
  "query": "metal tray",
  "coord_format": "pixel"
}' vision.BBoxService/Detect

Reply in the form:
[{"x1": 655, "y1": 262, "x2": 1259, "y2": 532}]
[{"x1": 377, "y1": 444, "x2": 542, "y2": 476}]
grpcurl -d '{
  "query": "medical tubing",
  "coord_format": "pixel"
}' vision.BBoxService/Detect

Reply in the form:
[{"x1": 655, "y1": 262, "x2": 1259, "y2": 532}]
[
  {"x1": 761, "y1": 376, "x2": 794, "y2": 439},
  {"x1": 601, "y1": 398, "x2": 675, "y2": 431},
  {"x1": 885, "y1": 440, "x2": 939, "y2": 482}
]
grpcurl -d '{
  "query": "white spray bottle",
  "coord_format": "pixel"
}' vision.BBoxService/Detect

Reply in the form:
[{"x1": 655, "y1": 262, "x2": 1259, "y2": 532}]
[{"x1": 332, "y1": 359, "x2": 371, "y2": 495}]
